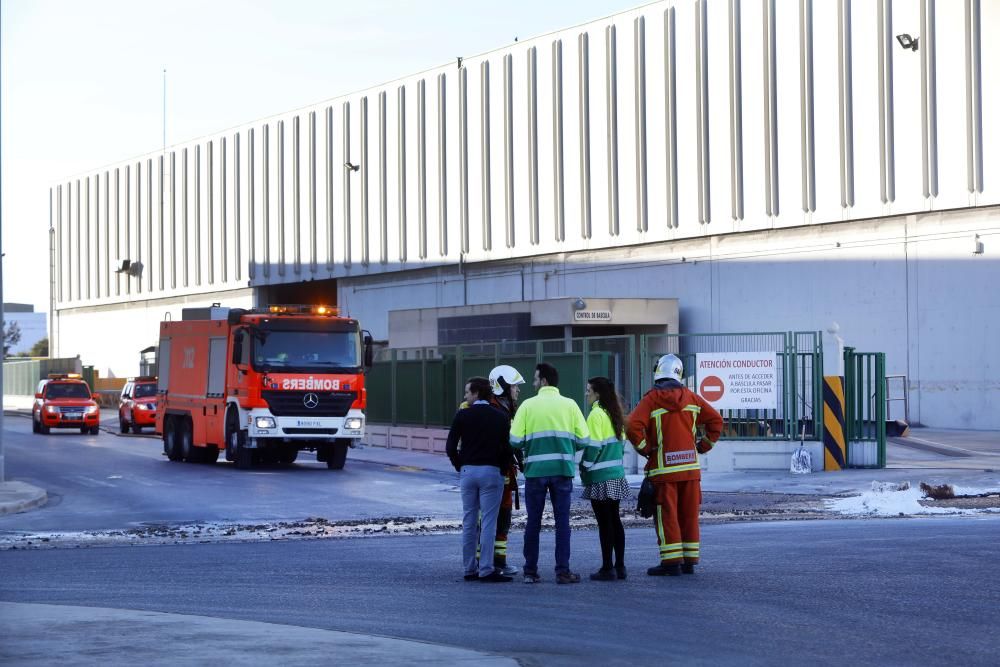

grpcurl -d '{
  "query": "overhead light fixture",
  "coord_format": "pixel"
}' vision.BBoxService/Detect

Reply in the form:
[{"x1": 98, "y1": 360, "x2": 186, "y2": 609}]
[
  {"x1": 895, "y1": 33, "x2": 919, "y2": 51},
  {"x1": 973, "y1": 234, "x2": 984, "y2": 255},
  {"x1": 572, "y1": 298, "x2": 587, "y2": 310}
]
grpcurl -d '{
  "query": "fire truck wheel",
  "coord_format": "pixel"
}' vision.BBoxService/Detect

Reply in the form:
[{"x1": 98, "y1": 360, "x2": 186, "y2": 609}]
[
  {"x1": 32, "y1": 415, "x2": 40, "y2": 433},
  {"x1": 163, "y1": 418, "x2": 183, "y2": 461},
  {"x1": 119, "y1": 414, "x2": 129, "y2": 434},
  {"x1": 326, "y1": 440, "x2": 348, "y2": 470},
  {"x1": 224, "y1": 409, "x2": 245, "y2": 463},
  {"x1": 235, "y1": 446, "x2": 254, "y2": 470},
  {"x1": 179, "y1": 419, "x2": 201, "y2": 462},
  {"x1": 201, "y1": 446, "x2": 220, "y2": 464},
  {"x1": 278, "y1": 447, "x2": 298, "y2": 464}
]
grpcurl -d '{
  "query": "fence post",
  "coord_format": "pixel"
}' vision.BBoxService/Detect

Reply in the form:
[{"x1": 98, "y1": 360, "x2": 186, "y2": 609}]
[
  {"x1": 421, "y1": 356, "x2": 428, "y2": 427},
  {"x1": 876, "y1": 352, "x2": 886, "y2": 468},
  {"x1": 390, "y1": 349, "x2": 398, "y2": 427},
  {"x1": 843, "y1": 346, "x2": 856, "y2": 463},
  {"x1": 581, "y1": 337, "x2": 590, "y2": 415},
  {"x1": 628, "y1": 334, "x2": 638, "y2": 410},
  {"x1": 456, "y1": 344, "x2": 464, "y2": 410},
  {"x1": 815, "y1": 333, "x2": 824, "y2": 438}
]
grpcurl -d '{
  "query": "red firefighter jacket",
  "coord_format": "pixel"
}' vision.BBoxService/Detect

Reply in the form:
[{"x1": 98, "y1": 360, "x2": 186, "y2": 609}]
[{"x1": 626, "y1": 383, "x2": 724, "y2": 482}]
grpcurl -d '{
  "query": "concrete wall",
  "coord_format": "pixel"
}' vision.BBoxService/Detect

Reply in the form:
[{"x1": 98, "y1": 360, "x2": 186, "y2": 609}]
[
  {"x1": 364, "y1": 424, "x2": 827, "y2": 473},
  {"x1": 54, "y1": 289, "x2": 253, "y2": 378},
  {"x1": 343, "y1": 208, "x2": 1000, "y2": 430}
]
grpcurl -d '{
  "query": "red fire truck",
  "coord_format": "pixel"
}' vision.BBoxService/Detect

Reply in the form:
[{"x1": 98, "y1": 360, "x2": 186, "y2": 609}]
[{"x1": 156, "y1": 304, "x2": 373, "y2": 470}]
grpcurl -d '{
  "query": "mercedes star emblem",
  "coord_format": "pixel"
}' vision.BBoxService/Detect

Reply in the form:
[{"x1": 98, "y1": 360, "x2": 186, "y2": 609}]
[{"x1": 303, "y1": 393, "x2": 320, "y2": 409}]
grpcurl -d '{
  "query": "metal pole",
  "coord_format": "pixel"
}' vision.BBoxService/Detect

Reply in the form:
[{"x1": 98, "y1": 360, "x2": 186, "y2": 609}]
[
  {"x1": 162, "y1": 69, "x2": 167, "y2": 154},
  {"x1": 1, "y1": 58, "x2": 5, "y2": 480}
]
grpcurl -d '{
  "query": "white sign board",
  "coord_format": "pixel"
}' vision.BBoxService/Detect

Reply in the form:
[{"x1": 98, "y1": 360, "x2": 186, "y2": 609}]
[
  {"x1": 573, "y1": 310, "x2": 612, "y2": 322},
  {"x1": 695, "y1": 352, "x2": 778, "y2": 410}
]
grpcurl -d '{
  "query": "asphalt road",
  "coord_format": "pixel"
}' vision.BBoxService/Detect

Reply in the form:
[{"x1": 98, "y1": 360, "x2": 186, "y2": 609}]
[
  {"x1": 0, "y1": 415, "x2": 460, "y2": 533},
  {"x1": 2, "y1": 518, "x2": 998, "y2": 665}
]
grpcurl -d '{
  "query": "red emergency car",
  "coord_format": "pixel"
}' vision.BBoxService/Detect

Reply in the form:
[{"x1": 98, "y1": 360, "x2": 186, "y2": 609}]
[
  {"x1": 32, "y1": 374, "x2": 101, "y2": 435},
  {"x1": 118, "y1": 377, "x2": 158, "y2": 434}
]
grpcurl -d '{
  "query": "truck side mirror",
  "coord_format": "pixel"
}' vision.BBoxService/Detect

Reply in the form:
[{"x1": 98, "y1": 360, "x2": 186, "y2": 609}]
[
  {"x1": 35, "y1": 392, "x2": 43, "y2": 399},
  {"x1": 232, "y1": 332, "x2": 244, "y2": 365},
  {"x1": 363, "y1": 334, "x2": 374, "y2": 369}
]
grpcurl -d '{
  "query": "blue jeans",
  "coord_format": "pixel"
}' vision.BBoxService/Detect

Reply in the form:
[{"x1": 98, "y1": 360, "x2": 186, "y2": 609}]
[
  {"x1": 523, "y1": 475, "x2": 573, "y2": 575},
  {"x1": 460, "y1": 465, "x2": 504, "y2": 577}
]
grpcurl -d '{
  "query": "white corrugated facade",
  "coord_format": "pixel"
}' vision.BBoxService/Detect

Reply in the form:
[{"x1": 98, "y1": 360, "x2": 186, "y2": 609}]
[{"x1": 51, "y1": 0, "x2": 1000, "y2": 428}]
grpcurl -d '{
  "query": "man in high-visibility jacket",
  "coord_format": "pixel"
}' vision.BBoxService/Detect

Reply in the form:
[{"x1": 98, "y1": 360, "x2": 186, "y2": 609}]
[
  {"x1": 510, "y1": 362, "x2": 590, "y2": 584},
  {"x1": 626, "y1": 354, "x2": 723, "y2": 576}
]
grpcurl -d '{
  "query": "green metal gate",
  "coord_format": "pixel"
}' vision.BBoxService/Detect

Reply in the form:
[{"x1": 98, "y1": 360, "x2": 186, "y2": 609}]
[
  {"x1": 843, "y1": 347, "x2": 887, "y2": 468},
  {"x1": 638, "y1": 331, "x2": 824, "y2": 441}
]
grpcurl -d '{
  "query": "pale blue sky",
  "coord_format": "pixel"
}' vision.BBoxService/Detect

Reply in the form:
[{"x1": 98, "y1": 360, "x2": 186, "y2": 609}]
[{"x1": 1, "y1": 0, "x2": 645, "y2": 311}]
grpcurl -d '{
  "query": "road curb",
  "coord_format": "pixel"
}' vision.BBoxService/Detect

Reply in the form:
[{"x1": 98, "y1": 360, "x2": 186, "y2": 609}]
[{"x1": 0, "y1": 481, "x2": 48, "y2": 515}]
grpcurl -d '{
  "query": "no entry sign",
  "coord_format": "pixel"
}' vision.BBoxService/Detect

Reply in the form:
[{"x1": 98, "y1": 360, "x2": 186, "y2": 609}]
[
  {"x1": 699, "y1": 375, "x2": 725, "y2": 401},
  {"x1": 695, "y1": 352, "x2": 778, "y2": 410}
]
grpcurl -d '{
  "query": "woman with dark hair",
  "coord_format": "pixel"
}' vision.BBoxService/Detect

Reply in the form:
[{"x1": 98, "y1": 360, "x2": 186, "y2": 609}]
[{"x1": 580, "y1": 376, "x2": 631, "y2": 581}]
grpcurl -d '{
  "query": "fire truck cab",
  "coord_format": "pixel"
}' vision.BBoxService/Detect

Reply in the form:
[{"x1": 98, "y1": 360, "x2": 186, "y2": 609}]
[{"x1": 156, "y1": 304, "x2": 373, "y2": 470}]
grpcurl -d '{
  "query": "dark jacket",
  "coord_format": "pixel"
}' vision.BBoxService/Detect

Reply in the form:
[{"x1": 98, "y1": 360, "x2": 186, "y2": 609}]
[{"x1": 446, "y1": 401, "x2": 513, "y2": 472}]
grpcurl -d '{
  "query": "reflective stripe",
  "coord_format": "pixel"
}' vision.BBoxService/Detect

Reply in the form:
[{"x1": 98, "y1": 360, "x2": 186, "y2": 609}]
[
  {"x1": 587, "y1": 435, "x2": 619, "y2": 447},
  {"x1": 524, "y1": 453, "x2": 576, "y2": 463},
  {"x1": 683, "y1": 405, "x2": 701, "y2": 414},
  {"x1": 635, "y1": 439, "x2": 648, "y2": 451},
  {"x1": 510, "y1": 434, "x2": 525, "y2": 444},
  {"x1": 522, "y1": 429, "x2": 585, "y2": 442},
  {"x1": 588, "y1": 458, "x2": 624, "y2": 471},
  {"x1": 647, "y1": 461, "x2": 702, "y2": 477},
  {"x1": 655, "y1": 506, "x2": 666, "y2": 547}
]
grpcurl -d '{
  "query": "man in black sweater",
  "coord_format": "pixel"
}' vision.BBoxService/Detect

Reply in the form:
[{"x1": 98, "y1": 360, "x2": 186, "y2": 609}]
[{"x1": 446, "y1": 376, "x2": 514, "y2": 582}]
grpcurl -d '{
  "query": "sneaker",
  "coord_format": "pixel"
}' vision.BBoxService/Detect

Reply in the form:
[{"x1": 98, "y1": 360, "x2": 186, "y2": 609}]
[
  {"x1": 556, "y1": 570, "x2": 582, "y2": 584},
  {"x1": 463, "y1": 573, "x2": 479, "y2": 581},
  {"x1": 523, "y1": 573, "x2": 541, "y2": 584},
  {"x1": 479, "y1": 571, "x2": 513, "y2": 583},
  {"x1": 647, "y1": 563, "x2": 682, "y2": 577},
  {"x1": 589, "y1": 569, "x2": 617, "y2": 581},
  {"x1": 615, "y1": 566, "x2": 628, "y2": 580},
  {"x1": 681, "y1": 563, "x2": 696, "y2": 575}
]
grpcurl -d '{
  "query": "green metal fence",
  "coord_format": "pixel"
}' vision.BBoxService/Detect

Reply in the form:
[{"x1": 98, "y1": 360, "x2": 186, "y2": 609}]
[
  {"x1": 3, "y1": 358, "x2": 84, "y2": 396},
  {"x1": 368, "y1": 331, "x2": 885, "y2": 468},
  {"x1": 367, "y1": 335, "x2": 634, "y2": 427},
  {"x1": 638, "y1": 331, "x2": 824, "y2": 441},
  {"x1": 843, "y1": 347, "x2": 887, "y2": 468}
]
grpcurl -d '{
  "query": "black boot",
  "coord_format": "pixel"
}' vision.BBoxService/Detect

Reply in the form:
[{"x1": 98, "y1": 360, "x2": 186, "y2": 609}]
[
  {"x1": 647, "y1": 563, "x2": 682, "y2": 576},
  {"x1": 681, "y1": 563, "x2": 695, "y2": 575}
]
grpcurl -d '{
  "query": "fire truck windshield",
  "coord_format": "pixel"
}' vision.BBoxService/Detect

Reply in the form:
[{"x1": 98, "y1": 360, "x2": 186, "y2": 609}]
[{"x1": 252, "y1": 330, "x2": 361, "y2": 372}]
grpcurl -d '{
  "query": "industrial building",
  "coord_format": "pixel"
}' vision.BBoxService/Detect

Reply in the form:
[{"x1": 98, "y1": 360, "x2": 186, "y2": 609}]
[{"x1": 50, "y1": 0, "x2": 999, "y2": 429}]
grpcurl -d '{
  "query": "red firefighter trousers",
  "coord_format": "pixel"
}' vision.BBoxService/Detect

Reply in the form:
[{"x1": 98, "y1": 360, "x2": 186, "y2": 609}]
[{"x1": 653, "y1": 479, "x2": 702, "y2": 565}]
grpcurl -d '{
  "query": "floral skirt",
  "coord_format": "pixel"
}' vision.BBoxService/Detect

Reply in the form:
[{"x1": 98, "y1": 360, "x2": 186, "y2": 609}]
[{"x1": 581, "y1": 477, "x2": 633, "y2": 502}]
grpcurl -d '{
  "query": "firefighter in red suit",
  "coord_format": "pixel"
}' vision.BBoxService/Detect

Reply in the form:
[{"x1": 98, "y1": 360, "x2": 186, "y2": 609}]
[
  {"x1": 487, "y1": 365, "x2": 525, "y2": 576},
  {"x1": 626, "y1": 354, "x2": 723, "y2": 576}
]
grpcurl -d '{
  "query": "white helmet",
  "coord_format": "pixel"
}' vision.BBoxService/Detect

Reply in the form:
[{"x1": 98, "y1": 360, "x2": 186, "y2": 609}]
[
  {"x1": 489, "y1": 365, "x2": 525, "y2": 395},
  {"x1": 654, "y1": 354, "x2": 684, "y2": 382}
]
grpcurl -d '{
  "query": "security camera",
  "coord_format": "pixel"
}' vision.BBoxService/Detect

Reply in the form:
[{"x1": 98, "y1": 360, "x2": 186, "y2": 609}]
[
  {"x1": 344, "y1": 161, "x2": 360, "y2": 172},
  {"x1": 572, "y1": 298, "x2": 587, "y2": 310}
]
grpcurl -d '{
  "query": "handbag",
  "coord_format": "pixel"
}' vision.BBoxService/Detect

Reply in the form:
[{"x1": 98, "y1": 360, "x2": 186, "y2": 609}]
[{"x1": 636, "y1": 477, "x2": 655, "y2": 518}]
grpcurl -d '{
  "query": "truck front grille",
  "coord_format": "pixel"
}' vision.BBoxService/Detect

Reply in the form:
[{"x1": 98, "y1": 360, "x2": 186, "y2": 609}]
[{"x1": 262, "y1": 391, "x2": 357, "y2": 418}]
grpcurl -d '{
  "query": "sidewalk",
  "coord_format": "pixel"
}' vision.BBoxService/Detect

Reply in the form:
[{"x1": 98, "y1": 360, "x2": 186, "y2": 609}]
[{"x1": 0, "y1": 602, "x2": 515, "y2": 666}]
